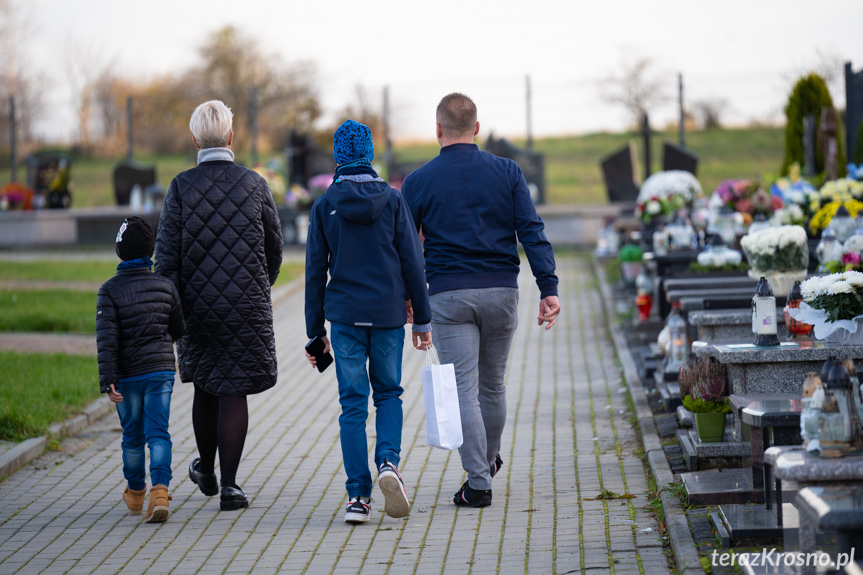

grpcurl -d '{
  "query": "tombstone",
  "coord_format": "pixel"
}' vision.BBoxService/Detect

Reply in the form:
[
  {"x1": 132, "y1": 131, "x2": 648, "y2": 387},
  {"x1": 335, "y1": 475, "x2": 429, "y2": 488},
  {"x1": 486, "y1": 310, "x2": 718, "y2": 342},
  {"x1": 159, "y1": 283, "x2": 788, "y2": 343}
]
[
  {"x1": 484, "y1": 134, "x2": 546, "y2": 204},
  {"x1": 600, "y1": 142, "x2": 640, "y2": 204},
  {"x1": 284, "y1": 130, "x2": 335, "y2": 188},
  {"x1": 845, "y1": 62, "x2": 863, "y2": 162},
  {"x1": 819, "y1": 108, "x2": 839, "y2": 181},
  {"x1": 113, "y1": 161, "x2": 156, "y2": 206},
  {"x1": 663, "y1": 141, "x2": 698, "y2": 176}
]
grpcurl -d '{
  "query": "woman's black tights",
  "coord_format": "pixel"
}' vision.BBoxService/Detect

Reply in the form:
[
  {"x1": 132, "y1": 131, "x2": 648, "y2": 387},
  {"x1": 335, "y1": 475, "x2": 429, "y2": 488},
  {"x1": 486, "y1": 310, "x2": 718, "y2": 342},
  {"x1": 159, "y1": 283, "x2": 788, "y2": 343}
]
[{"x1": 192, "y1": 386, "x2": 248, "y2": 489}]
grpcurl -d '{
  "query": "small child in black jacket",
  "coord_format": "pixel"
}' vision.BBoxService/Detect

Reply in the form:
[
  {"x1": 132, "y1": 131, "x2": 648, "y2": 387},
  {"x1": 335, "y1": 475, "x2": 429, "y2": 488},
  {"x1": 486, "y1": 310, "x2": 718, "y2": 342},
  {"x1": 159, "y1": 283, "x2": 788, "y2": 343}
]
[{"x1": 96, "y1": 216, "x2": 184, "y2": 523}]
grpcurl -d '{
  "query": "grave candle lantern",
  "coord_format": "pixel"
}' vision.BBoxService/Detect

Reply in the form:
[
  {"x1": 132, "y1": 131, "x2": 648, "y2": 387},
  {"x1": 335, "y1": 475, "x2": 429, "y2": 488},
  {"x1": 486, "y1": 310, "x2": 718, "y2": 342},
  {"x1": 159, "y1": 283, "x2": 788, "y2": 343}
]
[
  {"x1": 783, "y1": 280, "x2": 814, "y2": 339},
  {"x1": 752, "y1": 276, "x2": 780, "y2": 347}
]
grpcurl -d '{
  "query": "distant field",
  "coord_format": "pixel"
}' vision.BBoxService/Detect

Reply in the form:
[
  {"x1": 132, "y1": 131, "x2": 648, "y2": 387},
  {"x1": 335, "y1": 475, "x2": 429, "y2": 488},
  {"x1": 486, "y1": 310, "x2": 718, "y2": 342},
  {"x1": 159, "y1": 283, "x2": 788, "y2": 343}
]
[{"x1": 0, "y1": 127, "x2": 785, "y2": 208}]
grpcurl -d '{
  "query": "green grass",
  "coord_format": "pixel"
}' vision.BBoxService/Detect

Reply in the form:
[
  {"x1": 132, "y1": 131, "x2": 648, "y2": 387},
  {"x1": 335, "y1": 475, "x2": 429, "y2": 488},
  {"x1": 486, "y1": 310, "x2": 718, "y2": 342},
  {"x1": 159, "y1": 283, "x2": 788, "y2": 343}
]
[
  {"x1": 0, "y1": 260, "x2": 118, "y2": 282},
  {"x1": 63, "y1": 154, "x2": 196, "y2": 209},
  {"x1": 1, "y1": 260, "x2": 305, "y2": 284},
  {"x1": 1, "y1": 127, "x2": 786, "y2": 208},
  {"x1": 0, "y1": 289, "x2": 97, "y2": 333},
  {"x1": 0, "y1": 351, "x2": 100, "y2": 440},
  {"x1": 398, "y1": 127, "x2": 785, "y2": 204},
  {"x1": 0, "y1": 262, "x2": 305, "y2": 333}
]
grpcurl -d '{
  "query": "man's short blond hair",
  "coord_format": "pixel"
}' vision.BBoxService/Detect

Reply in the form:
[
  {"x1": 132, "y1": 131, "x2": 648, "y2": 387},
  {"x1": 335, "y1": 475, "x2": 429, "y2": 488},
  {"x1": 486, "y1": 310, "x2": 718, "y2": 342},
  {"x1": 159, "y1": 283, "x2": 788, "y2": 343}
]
[
  {"x1": 436, "y1": 93, "x2": 477, "y2": 137},
  {"x1": 190, "y1": 100, "x2": 233, "y2": 148}
]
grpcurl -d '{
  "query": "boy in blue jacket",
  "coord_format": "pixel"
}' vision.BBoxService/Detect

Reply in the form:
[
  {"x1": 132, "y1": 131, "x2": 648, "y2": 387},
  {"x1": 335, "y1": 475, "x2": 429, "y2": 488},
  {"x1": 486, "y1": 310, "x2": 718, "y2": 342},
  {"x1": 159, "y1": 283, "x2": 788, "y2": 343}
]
[
  {"x1": 304, "y1": 120, "x2": 432, "y2": 524},
  {"x1": 97, "y1": 216, "x2": 184, "y2": 522}
]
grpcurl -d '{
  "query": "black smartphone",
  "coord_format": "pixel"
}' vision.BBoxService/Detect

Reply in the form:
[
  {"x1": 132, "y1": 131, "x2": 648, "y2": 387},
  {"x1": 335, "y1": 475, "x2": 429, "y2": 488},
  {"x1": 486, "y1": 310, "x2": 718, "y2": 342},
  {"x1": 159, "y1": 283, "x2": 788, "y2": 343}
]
[{"x1": 305, "y1": 336, "x2": 333, "y2": 373}]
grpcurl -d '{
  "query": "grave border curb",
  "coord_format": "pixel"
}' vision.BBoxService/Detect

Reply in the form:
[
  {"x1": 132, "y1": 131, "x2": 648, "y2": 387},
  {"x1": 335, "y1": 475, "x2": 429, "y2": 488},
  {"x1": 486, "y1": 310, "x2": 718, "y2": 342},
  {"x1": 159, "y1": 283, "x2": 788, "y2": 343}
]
[{"x1": 595, "y1": 259, "x2": 707, "y2": 575}]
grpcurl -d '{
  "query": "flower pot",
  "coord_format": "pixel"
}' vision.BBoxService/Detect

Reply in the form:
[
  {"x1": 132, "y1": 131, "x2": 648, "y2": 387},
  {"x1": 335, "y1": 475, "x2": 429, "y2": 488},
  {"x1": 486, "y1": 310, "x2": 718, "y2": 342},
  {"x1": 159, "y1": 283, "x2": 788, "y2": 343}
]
[
  {"x1": 821, "y1": 319, "x2": 863, "y2": 345},
  {"x1": 693, "y1": 412, "x2": 726, "y2": 443}
]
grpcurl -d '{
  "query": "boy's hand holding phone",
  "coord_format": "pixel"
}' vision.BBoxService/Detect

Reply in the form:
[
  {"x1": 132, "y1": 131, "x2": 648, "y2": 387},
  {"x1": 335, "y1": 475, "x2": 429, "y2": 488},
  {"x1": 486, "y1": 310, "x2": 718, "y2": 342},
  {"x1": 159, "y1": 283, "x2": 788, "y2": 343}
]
[{"x1": 305, "y1": 335, "x2": 334, "y2": 372}]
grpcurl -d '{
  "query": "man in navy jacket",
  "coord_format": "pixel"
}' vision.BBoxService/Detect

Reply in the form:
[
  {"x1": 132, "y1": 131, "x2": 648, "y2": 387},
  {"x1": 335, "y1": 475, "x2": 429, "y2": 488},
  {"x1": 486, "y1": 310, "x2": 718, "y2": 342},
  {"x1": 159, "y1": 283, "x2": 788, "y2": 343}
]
[
  {"x1": 305, "y1": 120, "x2": 432, "y2": 524},
  {"x1": 401, "y1": 93, "x2": 561, "y2": 508}
]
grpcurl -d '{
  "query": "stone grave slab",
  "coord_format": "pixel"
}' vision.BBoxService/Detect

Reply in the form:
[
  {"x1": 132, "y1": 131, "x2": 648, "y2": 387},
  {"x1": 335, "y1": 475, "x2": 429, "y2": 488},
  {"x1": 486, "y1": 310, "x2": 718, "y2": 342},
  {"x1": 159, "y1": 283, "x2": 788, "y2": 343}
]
[
  {"x1": 704, "y1": 342, "x2": 863, "y2": 395},
  {"x1": 796, "y1": 485, "x2": 863, "y2": 573}
]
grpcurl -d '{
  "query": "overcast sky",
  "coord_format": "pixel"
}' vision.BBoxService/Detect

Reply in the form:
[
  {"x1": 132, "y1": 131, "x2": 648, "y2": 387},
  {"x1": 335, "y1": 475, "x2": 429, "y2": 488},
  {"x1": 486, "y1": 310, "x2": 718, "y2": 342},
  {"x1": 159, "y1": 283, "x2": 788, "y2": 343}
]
[{"x1": 17, "y1": 0, "x2": 863, "y2": 144}]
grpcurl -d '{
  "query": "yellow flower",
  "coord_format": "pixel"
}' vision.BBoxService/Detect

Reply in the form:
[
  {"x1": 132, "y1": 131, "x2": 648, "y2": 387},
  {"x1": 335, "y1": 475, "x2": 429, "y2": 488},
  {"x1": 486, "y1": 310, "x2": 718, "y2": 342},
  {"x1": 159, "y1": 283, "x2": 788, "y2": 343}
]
[
  {"x1": 789, "y1": 163, "x2": 801, "y2": 182},
  {"x1": 809, "y1": 200, "x2": 863, "y2": 236}
]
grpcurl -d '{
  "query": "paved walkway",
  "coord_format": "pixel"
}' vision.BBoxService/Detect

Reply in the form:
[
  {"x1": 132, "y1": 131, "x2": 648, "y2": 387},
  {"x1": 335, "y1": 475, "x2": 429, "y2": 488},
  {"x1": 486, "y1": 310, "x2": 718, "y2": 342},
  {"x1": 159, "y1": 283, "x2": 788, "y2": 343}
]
[{"x1": 0, "y1": 254, "x2": 673, "y2": 574}]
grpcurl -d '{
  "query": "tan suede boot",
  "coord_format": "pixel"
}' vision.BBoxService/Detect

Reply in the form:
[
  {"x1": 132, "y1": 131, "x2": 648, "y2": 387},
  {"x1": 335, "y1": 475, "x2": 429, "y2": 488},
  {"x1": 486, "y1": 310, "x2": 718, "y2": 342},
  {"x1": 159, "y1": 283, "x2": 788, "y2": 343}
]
[
  {"x1": 123, "y1": 486, "x2": 146, "y2": 515},
  {"x1": 145, "y1": 484, "x2": 171, "y2": 523}
]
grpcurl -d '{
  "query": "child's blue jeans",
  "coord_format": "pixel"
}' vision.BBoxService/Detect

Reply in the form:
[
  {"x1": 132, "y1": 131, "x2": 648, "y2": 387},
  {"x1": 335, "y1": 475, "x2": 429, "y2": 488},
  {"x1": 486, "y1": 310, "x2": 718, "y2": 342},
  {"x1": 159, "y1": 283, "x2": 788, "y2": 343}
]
[
  {"x1": 115, "y1": 372, "x2": 174, "y2": 489},
  {"x1": 329, "y1": 322, "x2": 404, "y2": 499}
]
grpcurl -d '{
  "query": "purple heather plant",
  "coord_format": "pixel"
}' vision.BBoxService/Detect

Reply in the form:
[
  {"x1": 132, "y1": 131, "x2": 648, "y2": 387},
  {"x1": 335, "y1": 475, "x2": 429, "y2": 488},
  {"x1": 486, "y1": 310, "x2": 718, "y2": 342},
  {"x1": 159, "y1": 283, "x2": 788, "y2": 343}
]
[{"x1": 679, "y1": 356, "x2": 728, "y2": 402}]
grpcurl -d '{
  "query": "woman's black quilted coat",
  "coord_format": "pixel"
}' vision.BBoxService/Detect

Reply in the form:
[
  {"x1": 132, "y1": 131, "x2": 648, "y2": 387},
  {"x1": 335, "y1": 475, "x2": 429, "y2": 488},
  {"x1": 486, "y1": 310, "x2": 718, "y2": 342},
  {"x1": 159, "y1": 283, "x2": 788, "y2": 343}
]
[{"x1": 154, "y1": 160, "x2": 283, "y2": 396}]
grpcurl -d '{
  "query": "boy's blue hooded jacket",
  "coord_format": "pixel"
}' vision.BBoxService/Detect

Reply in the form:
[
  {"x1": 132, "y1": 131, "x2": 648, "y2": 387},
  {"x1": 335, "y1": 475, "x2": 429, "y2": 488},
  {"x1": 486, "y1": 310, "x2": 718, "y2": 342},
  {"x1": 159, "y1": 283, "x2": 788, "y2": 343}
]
[{"x1": 304, "y1": 168, "x2": 431, "y2": 338}]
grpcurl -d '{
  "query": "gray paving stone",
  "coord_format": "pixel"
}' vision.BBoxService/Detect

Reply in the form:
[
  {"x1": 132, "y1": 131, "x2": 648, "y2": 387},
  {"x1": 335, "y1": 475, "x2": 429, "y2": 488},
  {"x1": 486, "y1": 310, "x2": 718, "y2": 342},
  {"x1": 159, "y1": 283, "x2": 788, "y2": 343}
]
[{"x1": 0, "y1": 255, "x2": 678, "y2": 573}]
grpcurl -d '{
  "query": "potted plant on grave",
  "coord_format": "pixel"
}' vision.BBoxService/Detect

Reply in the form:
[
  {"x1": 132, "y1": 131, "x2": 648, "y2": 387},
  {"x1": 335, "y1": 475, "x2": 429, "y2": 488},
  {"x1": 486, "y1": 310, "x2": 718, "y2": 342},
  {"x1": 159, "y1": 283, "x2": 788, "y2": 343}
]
[
  {"x1": 679, "y1": 356, "x2": 730, "y2": 443},
  {"x1": 788, "y1": 271, "x2": 863, "y2": 345},
  {"x1": 618, "y1": 243, "x2": 643, "y2": 285},
  {"x1": 739, "y1": 224, "x2": 809, "y2": 296}
]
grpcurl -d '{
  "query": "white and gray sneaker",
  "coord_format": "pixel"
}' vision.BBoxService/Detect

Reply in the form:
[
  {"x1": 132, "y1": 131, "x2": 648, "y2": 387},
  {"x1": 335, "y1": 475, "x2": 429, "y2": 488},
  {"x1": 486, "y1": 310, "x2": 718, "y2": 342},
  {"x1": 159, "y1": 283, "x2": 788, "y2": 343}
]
[
  {"x1": 378, "y1": 459, "x2": 410, "y2": 518},
  {"x1": 344, "y1": 496, "x2": 371, "y2": 524}
]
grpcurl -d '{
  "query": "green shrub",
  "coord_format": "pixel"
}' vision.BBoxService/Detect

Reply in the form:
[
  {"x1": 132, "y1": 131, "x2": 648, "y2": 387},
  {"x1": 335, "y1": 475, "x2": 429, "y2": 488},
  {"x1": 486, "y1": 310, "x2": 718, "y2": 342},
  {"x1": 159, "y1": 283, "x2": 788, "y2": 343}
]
[{"x1": 781, "y1": 73, "x2": 846, "y2": 177}]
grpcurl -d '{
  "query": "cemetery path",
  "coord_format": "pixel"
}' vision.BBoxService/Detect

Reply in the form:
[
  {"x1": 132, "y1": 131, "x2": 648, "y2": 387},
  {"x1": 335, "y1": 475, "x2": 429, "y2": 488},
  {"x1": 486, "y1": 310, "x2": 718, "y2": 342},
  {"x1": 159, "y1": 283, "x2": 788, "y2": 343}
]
[{"x1": 0, "y1": 253, "x2": 679, "y2": 575}]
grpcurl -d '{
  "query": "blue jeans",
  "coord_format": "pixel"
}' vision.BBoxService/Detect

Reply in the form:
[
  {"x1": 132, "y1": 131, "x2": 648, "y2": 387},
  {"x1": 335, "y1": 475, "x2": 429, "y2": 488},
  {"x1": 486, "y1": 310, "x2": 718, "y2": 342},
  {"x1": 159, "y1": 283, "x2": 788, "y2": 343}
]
[
  {"x1": 430, "y1": 288, "x2": 519, "y2": 490},
  {"x1": 330, "y1": 322, "x2": 405, "y2": 499},
  {"x1": 115, "y1": 373, "x2": 175, "y2": 489}
]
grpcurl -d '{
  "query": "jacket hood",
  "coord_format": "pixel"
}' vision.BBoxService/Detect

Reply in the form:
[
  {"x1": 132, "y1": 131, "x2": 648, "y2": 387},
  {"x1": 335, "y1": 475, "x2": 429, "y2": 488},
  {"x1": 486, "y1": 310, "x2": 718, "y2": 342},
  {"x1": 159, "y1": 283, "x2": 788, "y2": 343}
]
[{"x1": 326, "y1": 180, "x2": 390, "y2": 224}]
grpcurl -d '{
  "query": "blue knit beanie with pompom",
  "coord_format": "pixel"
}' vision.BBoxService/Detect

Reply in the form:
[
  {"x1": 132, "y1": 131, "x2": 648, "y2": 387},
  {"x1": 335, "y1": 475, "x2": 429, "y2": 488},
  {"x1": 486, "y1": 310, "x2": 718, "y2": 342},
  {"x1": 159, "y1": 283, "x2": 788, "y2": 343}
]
[{"x1": 333, "y1": 120, "x2": 374, "y2": 166}]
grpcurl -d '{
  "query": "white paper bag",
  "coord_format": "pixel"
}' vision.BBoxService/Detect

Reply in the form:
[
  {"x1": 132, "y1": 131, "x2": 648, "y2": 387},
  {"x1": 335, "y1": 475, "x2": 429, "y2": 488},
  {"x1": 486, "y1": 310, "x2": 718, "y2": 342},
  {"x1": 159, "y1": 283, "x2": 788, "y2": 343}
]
[{"x1": 422, "y1": 348, "x2": 463, "y2": 450}]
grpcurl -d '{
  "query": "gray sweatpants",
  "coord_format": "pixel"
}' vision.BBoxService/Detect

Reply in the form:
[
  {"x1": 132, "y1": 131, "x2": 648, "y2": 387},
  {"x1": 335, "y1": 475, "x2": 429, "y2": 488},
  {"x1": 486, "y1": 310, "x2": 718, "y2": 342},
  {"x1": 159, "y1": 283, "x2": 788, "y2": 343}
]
[{"x1": 430, "y1": 287, "x2": 519, "y2": 490}]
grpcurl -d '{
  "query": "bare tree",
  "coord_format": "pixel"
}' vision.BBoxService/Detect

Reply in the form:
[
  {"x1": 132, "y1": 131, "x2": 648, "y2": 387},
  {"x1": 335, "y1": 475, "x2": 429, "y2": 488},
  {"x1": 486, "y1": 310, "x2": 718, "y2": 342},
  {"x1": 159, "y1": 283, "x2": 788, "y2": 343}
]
[
  {"x1": 601, "y1": 56, "x2": 668, "y2": 127},
  {"x1": 190, "y1": 26, "x2": 321, "y2": 151},
  {"x1": 691, "y1": 97, "x2": 729, "y2": 130},
  {"x1": 0, "y1": 0, "x2": 43, "y2": 149},
  {"x1": 329, "y1": 84, "x2": 385, "y2": 140},
  {"x1": 63, "y1": 37, "x2": 119, "y2": 149}
]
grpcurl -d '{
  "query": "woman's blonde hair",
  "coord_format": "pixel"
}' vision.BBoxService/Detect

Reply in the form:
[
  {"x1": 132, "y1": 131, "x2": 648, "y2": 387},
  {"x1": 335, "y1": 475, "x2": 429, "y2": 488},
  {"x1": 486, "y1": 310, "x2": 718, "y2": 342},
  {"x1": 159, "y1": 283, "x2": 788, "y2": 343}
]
[{"x1": 189, "y1": 100, "x2": 233, "y2": 148}]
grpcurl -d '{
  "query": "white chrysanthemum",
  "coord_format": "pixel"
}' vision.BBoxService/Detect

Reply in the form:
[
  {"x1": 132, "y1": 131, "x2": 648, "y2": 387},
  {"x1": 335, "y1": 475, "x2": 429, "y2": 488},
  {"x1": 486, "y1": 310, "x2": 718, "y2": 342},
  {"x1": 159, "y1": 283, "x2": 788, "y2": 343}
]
[
  {"x1": 646, "y1": 200, "x2": 661, "y2": 215},
  {"x1": 787, "y1": 191, "x2": 805, "y2": 205},
  {"x1": 828, "y1": 281, "x2": 854, "y2": 295},
  {"x1": 801, "y1": 276, "x2": 831, "y2": 298},
  {"x1": 637, "y1": 170, "x2": 702, "y2": 204},
  {"x1": 843, "y1": 270, "x2": 863, "y2": 289}
]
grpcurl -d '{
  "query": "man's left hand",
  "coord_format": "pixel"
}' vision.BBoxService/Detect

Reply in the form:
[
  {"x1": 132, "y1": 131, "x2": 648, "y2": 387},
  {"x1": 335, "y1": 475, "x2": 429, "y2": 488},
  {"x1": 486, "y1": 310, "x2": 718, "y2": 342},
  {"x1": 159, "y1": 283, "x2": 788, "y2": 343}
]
[{"x1": 538, "y1": 295, "x2": 561, "y2": 330}]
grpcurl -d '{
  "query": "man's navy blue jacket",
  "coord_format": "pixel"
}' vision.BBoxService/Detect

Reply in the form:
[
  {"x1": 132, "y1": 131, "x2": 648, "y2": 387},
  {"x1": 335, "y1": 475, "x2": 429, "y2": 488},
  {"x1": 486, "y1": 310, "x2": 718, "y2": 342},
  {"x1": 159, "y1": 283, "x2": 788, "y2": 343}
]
[
  {"x1": 304, "y1": 170, "x2": 431, "y2": 338},
  {"x1": 401, "y1": 143, "x2": 558, "y2": 298}
]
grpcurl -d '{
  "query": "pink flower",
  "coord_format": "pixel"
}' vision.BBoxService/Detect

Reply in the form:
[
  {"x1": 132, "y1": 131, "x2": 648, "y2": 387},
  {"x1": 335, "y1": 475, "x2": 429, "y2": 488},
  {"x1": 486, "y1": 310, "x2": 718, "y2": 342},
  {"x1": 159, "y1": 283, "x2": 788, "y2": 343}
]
[
  {"x1": 734, "y1": 198, "x2": 754, "y2": 214},
  {"x1": 732, "y1": 180, "x2": 751, "y2": 197},
  {"x1": 843, "y1": 252, "x2": 861, "y2": 265},
  {"x1": 771, "y1": 195, "x2": 784, "y2": 210}
]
